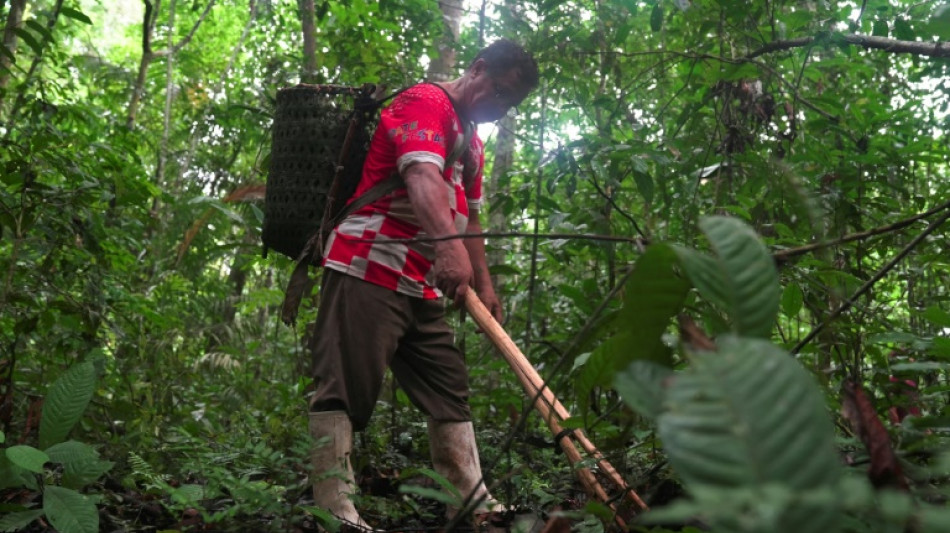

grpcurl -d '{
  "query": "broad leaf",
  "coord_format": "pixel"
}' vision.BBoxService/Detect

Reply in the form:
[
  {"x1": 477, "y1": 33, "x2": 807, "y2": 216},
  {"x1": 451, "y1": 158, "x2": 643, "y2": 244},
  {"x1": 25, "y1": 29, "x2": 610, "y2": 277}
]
[
  {"x1": 633, "y1": 170, "x2": 654, "y2": 204},
  {"x1": 657, "y1": 336, "x2": 841, "y2": 531},
  {"x1": 697, "y1": 216, "x2": 780, "y2": 338},
  {"x1": 45, "y1": 441, "x2": 97, "y2": 464},
  {"x1": 301, "y1": 506, "x2": 341, "y2": 533},
  {"x1": 61, "y1": 6, "x2": 93, "y2": 25},
  {"x1": 11, "y1": 28, "x2": 42, "y2": 55},
  {"x1": 576, "y1": 244, "x2": 689, "y2": 411},
  {"x1": 43, "y1": 486, "x2": 98, "y2": 533},
  {"x1": 614, "y1": 360, "x2": 673, "y2": 419},
  {"x1": 673, "y1": 246, "x2": 730, "y2": 310},
  {"x1": 39, "y1": 362, "x2": 97, "y2": 449},
  {"x1": 5, "y1": 445, "x2": 49, "y2": 473},
  {"x1": 0, "y1": 509, "x2": 44, "y2": 532},
  {"x1": 46, "y1": 441, "x2": 113, "y2": 489},
  {"x1": 781, "y1": 282, "x2": 803, "y2": 317},
  {"x1": 398, "y1": 467, "x2": 461, "y2": 506},
  {"x1": 0, "y1": 455, "x2": 37, "y2": 490}
]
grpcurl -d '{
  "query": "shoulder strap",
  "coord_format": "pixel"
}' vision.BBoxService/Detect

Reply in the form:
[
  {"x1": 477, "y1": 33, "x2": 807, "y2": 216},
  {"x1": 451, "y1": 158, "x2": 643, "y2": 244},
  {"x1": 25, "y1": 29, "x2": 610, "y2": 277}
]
[{"x1": 338, "y1": 84, "x2": 474, "y2": 221}]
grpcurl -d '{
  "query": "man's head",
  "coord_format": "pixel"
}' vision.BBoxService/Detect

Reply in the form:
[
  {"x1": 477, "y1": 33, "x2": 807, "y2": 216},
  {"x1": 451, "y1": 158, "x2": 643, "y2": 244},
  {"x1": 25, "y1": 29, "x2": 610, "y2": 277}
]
[{"x1": 461, "y1": 39, "x2": 539, "y2": 124}]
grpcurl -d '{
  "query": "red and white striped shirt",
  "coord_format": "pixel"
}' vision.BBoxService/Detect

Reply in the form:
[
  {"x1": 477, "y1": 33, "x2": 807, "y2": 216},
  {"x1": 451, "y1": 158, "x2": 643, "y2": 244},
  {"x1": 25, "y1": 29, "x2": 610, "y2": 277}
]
[{"x1": 322, "y1": 83, "x2": 484, "y2": 299}]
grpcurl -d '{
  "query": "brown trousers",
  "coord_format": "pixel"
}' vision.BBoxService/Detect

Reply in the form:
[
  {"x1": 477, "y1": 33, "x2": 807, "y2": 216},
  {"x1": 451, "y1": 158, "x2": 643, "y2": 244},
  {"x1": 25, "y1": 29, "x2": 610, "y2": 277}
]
[{"x1": 308, "y1": 269, "x2": 472, "y2": 431}]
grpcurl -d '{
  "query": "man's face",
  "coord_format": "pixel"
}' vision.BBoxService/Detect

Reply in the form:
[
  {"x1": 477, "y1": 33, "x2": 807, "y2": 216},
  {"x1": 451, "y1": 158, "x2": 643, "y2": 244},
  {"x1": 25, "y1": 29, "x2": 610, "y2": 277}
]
[{"x1": 467, "y1": 61, "x2": 533, "y2": 124}]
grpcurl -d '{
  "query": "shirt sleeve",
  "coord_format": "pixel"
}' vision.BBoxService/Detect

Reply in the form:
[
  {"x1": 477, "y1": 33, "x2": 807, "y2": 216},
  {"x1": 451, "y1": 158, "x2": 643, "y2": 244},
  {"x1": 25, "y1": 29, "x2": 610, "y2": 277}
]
[
  {"x1": 464, "y1": 135, "x2": 484, "y2": 210},
  {"x1": 380, "y1": 86, "x2": 455, "y2": 176}
]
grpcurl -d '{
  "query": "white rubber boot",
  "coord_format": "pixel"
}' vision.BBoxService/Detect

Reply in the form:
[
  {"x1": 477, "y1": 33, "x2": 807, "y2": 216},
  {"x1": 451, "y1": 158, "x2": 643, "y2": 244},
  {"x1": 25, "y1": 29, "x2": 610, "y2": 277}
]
[
  {"x1": 309, "y1": 411, "x2": 375, "y2": 531},
  {"x1": 427, "y1": 419, "x2": 504, "y2": 519}
]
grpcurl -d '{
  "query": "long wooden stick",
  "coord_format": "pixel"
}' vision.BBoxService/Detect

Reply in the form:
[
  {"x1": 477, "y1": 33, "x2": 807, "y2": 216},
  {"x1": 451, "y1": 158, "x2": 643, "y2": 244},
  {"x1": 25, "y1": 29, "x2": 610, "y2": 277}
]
[{"x1": 465, "y1": 295, "x2": 649, "y2": 515}]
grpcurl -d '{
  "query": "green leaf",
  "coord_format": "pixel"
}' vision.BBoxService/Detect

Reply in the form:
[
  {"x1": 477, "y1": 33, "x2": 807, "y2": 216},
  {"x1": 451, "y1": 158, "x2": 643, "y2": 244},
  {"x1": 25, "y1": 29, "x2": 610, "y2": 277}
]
[
  {"x1": 633, "y1": 170, "x2": 654, "y2": 204},
  {"x1": 577, "y1": 244, "x2": 689, "y2": 408},
  {"x1": 867, "y1": 332, "x2": 920, "y2": 345},
  {"x1": 46, "y1": 441, "x2": 113, "y2": 489},
  {"x1": 673, "y1": 246, "x2": 730, "y2": 310},
  {"x1": 920, "y1": 306, "x2": 950, "y2": 328},
  {"x1": 61, "y1": 6, "x2": 93, "y2": 25},
  {"x1": 698, "y1": 216, "x2": 780, "y2": 338},
  {"x1": 650, "y1": 3, "x2": 663, "y2": 32},
  {"x1": 169, "y1": 484, "x2": 204, "y2": 505},
  {"x1": 39, "y1": 361, "x2": 97, "y2": 449},
  {"x1": 0, "y1": 43, "x2": 14, "y2": 66},
  {"x1": 45, "y1": 440, "x2": 97, "y2": 465},
  {"x1": 489, "y1": 264, "x2": 520, "y2": 276},
  {"x1": 399, "y1": 484, "x2": 459, "y2": 505},
  {"x1": 657, "y1": 336, "x2": 841, "y2": 531},
  {"x1": 398, "y1": 467, "x2": 461, "y2": 506},
  {"x1": 926, "y1": 4, "x2": 950, "y2": 39},
  {"x1": 576, "y1": 339, "x2": 616, "y2": 411},
  {"x1": 0, "y1": 455, "x2": 36, "y2": 490},
  {"x1": 890, "y1": 362, "x2": 950, "y2": 372},
  {"x1": 43, "y1": 486, "x2": 98, "y2": 533},
  {"x1": 918, "y1": 501, "x2": 950, "y2": 531},
  {"x1": 5, "y1": 445, "x2": 49, "y2": 473},
  {"x1": 781, "y1": 282, "x2": 804, "y2": 317},
  {"x1": 721, "y1": 62, "x2": 760, "y2": 81},
  {"x1": 0, "y1": 509, "x2": 44, "y2": 532},
  {"x1": 929, "y1": 337, "x2": 950, "y2": 358},
  {"x1": 301, "y1": 506, "x2": 341, "y2": 533},
  {"x1": 614, "y1": 360, "x2": 673, "y2": 419},
  {"x1": 894, "y1": 19, "x2": 914, "y2": 40},
  {"x1": 24, "y1": 21, "x2": 52, "y2": 45},
  {"x1": 12, "y1": 28, "x2": 42, "y2": 56},
  {"x1": 872, "y1": 20, "x2": 889, "y2": 37}
]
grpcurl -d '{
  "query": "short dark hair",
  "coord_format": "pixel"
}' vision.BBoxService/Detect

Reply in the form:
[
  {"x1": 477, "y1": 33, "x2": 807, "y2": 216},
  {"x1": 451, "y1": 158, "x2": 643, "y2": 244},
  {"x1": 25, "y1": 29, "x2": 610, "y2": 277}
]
[{"x1": 470, "y1": 39, "x2": 539, "y2": 90}]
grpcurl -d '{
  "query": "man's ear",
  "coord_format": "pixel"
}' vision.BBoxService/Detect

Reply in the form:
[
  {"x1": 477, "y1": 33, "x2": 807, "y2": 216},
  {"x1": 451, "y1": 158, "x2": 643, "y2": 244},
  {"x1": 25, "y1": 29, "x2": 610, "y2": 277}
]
[{"x1": 470, "y1": 58, "x2": 488, "y2": 77}]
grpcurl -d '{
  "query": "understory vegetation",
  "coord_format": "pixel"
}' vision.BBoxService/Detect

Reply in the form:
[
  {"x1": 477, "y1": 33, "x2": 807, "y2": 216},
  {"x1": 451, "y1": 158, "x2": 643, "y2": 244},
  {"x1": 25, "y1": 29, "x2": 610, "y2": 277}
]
[{"x1": 1, "y1": 0, "x2": 950, "y2": 532}]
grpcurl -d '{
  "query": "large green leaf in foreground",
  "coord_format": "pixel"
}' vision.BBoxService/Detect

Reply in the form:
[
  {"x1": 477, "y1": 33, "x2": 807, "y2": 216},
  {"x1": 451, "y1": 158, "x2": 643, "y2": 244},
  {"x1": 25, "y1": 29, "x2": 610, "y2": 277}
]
[
  {"x1": 39, "y1": 362, "x2": 96, "y2": 450},
  {"x1": 656, "y1": 336, "x2": 841, "y2": 531},
  {"x1": 43, "y1": 486, "x2": 98, "y2": 533},
  {"x1": 675, "y1": 216, "x2": 780, "y2": 338}
]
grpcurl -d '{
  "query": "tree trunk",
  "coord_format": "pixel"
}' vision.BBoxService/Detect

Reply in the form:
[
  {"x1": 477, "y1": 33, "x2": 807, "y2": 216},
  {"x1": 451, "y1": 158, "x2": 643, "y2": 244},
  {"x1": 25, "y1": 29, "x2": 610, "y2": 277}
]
[
  {"x1": 127, "y1": 0, "x2": 213, "y2": 130},
  {"x1": 156, "y1": 0, "x2": 177, "y2": 189},
  {"x1": 127, "y1": 0, "x2": 160, "y2": 129},
  {"x1": 4, "y1": 0, "x2": 64, "y2": 130},
  {"x1": 0, "y1": 0, "x2": 26, "y2": 114},
  {"x1": 298, "y1": 0, "x2": 317, "y2": 83},
  {"x1": 427, "y1": 0, "x2": 462, "y2": 81},
  {"x1": 487, "y1": 115, "x2": 515, "y2": 291}
]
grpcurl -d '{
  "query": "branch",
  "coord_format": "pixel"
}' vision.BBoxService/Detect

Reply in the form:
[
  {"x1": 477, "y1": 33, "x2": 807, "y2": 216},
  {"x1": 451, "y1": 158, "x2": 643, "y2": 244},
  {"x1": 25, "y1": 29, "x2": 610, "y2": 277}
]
[
  {"x1": 774, "y1": 199, "x2": 950, "y2": 261},
  {"x1": 351, "y1": 231, "x2": 649, "y2": 246},
  {"x1": 173, "y1": 0, "x2": 216, "y2": 53},
  {"x1": 791, "y1": 209, "x2": 950, "y2": 355},
  {"x1": 748, "y1": 33, "x2": 950, "y2": 59},
  {"x1": 149, "y1": 0, "x2": 216, "y2": 57},
  {"x1": 142, "y1": 0, "x2": 155, "y2": 54}
]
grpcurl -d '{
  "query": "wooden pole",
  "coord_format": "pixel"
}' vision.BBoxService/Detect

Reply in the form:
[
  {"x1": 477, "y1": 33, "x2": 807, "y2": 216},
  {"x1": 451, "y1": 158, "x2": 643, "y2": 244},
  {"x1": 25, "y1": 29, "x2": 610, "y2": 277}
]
[{"x1": 464, "y1": 295, "x2": 650, "y2": 517}]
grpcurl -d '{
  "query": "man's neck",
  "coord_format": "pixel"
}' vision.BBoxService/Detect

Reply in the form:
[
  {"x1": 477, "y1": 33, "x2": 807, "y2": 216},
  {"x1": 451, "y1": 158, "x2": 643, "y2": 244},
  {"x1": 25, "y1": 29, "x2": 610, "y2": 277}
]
[{"x1": 434, "y1": 78, "x2": 471, "y2": 122}]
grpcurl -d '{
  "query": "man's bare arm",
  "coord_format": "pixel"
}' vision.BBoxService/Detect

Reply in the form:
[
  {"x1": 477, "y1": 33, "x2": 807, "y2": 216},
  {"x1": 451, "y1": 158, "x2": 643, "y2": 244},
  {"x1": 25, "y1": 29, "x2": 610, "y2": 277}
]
[
  {"x1": 462, "y1": 208, "x2": 502, "y2": 323},
  {"x1": 402, "y1": 162, "x2": 473, "y2": 301}
]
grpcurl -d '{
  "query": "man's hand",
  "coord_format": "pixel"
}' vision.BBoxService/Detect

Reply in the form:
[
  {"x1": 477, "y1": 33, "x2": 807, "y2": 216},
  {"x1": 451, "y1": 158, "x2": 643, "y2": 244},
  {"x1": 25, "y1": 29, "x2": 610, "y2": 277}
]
[
  {"x1": 433, "y1": 239, "x2": 474, "y2": 302},
  {"x1": 477, "y1": 285, "x2": 503, "y2": 324}
]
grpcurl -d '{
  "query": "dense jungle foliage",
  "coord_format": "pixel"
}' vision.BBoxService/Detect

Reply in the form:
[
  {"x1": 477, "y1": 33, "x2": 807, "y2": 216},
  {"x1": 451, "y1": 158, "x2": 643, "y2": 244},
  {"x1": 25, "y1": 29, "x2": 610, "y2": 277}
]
[{"x1": 1, "y1": 0, "x2": 949, "y2": 532}]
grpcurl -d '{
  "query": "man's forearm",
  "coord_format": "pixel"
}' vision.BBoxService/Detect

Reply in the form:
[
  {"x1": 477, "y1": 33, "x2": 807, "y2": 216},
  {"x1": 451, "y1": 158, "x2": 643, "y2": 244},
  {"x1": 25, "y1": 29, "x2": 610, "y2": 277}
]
[
  {"x1": 402, "y1": 162, "x2": 462, "y2": 240},
  {"x1": 463, "y1": 215, "x2": 493, "y2": 294}
]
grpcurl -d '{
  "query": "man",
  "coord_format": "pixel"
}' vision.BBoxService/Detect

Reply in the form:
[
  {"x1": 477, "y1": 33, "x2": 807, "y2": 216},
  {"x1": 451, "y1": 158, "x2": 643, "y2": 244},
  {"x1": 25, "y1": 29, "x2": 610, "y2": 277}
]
[{"x1": 308, "y1": 39, "x2": 539, "y2": 530}]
